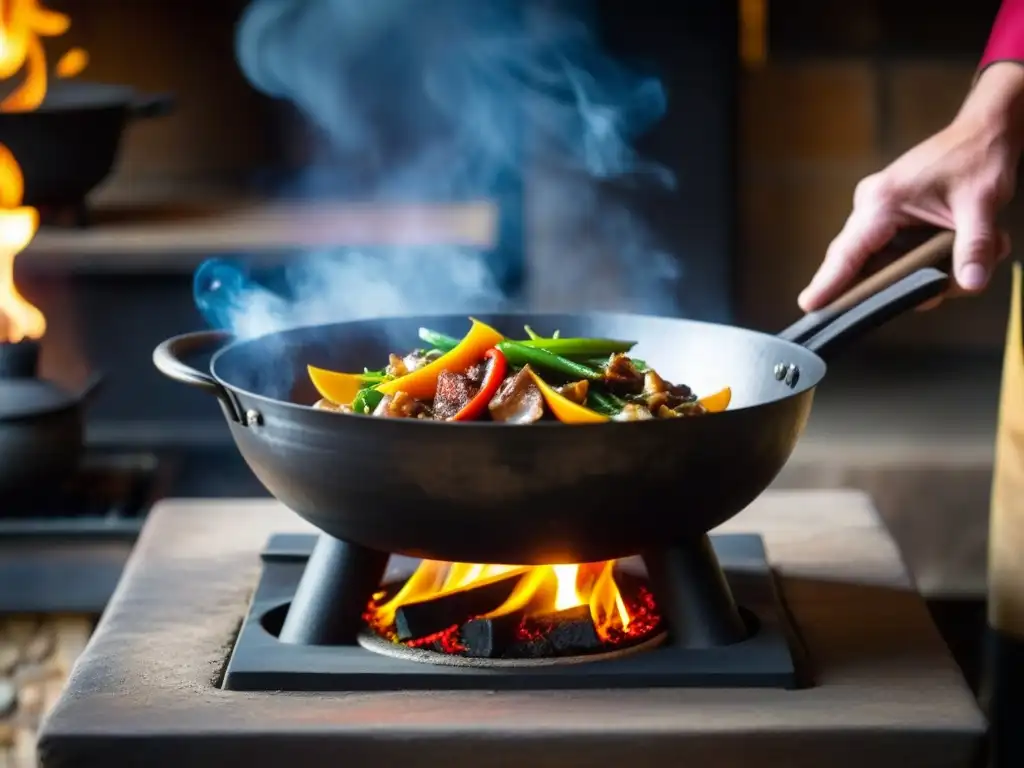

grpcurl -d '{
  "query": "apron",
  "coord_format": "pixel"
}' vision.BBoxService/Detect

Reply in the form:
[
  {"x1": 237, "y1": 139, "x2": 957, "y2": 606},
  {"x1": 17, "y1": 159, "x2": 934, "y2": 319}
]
[{"x1": 986, "y1": 261, "x2": 1024, "y2": 766}]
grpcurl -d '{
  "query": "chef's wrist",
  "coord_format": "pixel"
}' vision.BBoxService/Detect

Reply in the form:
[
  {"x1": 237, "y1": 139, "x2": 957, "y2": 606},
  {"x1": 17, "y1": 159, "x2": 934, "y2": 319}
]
[{"x1": 962, "y1": 61, "x2": 1024, "y2": 148}]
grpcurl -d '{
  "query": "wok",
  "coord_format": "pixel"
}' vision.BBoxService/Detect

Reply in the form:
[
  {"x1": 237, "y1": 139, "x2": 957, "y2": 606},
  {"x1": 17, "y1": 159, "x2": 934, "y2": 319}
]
[
  {"x1": 154, "y1": 231, "x2": 954, "y2": 565},
  {"x1": 0, "y1": 81, "x2": 175, "y2": 208}
]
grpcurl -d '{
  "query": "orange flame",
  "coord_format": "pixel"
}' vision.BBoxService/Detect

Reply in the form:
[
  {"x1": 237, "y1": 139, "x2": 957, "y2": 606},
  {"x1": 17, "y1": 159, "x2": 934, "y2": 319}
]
[
  {"x1": 0, "y1": 0, "x2": 88, "y2": 112},
  {"x1": 373, "y1": 559, "x2": 633, "y2": 642},
  {"x1": 0, "y1": 0, "x2": 78, "y2": 341},
  {"x1": 0, "y1": 142, "x2": 42, "y2": 342}
]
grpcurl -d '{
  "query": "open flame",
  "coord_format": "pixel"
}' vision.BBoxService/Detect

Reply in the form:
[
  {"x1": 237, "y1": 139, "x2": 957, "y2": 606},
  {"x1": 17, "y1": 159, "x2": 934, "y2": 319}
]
[
  {"x1": 0, "y1": 0, "x2": 88, "y2": 112},
  {"x1": 0, "y1": 0, "x2": 87, "y2": 343},
  {"x1": 0, "y1": 142, "x2": 41, "y2": 342},
  {"x1": 372, "y1": 559, "x2": 634, "y2": 642}
]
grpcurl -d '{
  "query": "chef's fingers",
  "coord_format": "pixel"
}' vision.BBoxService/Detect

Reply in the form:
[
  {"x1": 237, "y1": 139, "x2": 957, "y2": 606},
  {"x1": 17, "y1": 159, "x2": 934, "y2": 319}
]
[
  {"x1": 916, "y1": 228, "x2": 1010, "y2": 311},
  {"x1": 949, "y1": 193, "x2": 1001, "y2": 294},
  {"x1": 798, "y1": 209, "x2": 899, "y2": 312}
]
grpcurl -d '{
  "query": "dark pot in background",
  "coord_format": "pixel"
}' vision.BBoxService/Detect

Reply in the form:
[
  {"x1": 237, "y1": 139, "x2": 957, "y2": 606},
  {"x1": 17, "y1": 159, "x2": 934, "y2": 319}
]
[
  {"x1": 0, "y1": 341, "x2": 100, "y2": 500},
  {"x1": 0, "y1": 81, "x2": 175, "y2": 209}
]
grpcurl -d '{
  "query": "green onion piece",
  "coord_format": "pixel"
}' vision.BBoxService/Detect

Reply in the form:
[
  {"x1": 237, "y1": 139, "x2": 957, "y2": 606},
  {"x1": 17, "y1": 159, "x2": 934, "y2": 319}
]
[{"x1": 523, "y1": 325, "x2": 542, "y2": 340}]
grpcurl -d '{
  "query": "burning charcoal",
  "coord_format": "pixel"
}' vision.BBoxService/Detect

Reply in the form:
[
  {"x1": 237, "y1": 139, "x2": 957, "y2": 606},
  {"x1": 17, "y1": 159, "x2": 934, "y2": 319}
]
[
  {"x1": 460, "y1": 613, "x2": 522, "y2": 659},
  {"x1": 393, "y1": 572, "x2": 525, "y2": 642},
  {"x1": 514, "y1": 604, "x2": 602, "y2": 658}
]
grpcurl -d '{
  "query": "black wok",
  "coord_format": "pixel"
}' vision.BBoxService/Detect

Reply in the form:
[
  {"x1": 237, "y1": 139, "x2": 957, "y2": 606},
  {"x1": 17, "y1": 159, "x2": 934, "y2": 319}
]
[
  {"x1": 0, "y1": 81, "x2": 175, "y2": 208},
  {"x1": 154, "y1": 232, "x2": 954, "y2": 565}
]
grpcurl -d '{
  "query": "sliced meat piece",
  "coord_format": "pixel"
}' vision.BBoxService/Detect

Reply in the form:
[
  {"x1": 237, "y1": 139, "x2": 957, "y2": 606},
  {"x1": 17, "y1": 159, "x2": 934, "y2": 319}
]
[
  {"x1": 603, "y1": 353, "x2": 644, "y2": 395},
  {"x1": 488, "y1": 368, "x2": 545, "y2": 424},
  {"x1": 313, "y1": 398, "x2": 352, "y2": 413},
  {"x1": 672, "y1": 401, "x2": 707, "y2": 417},
  {"x1": 386, "y1": 353, "x2": 409, "y2": 378},
  {"x1": 372, "y1": 391, "x2": 427, "y2": 419},
  {"x1": 556, "y1": 379, "x2": 589, "y2": 405},
  {"x1": 386, "y1": 350, "x2": 437, "y2": 378},
  {"x1": 643, "y1": 370, "x2": 670, "y2": 395},
  {"x1": 466, "y1": 362, "x2": 487, "y2": 387},
  {"x1": 642, "y1": 369, "x2": 695, "y2": 411},
  {"x1": 433, "y1": 370, "x2": 477, "y2": 420},
  {"x1": 612, "y1": 403, "x2": 654, "y2": 421}
]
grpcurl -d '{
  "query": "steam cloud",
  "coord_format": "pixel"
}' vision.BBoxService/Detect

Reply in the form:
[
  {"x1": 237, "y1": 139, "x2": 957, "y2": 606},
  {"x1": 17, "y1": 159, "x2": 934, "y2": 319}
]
[{"x1": 196, "y1": 0, "x2": 679, "y2": 339}]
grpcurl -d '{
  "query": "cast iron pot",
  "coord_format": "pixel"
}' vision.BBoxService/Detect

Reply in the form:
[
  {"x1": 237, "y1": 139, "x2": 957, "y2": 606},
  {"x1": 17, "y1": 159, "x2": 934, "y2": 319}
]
[
  {"x1": 153, "y1": 232, "x2": 954, "y2": 565},
  {"x1": 0, "y1": 81, "x2": 175, "y2": 208},
  {"x1": 0, "y1": 341, "x2": 101, "y2": 499}
]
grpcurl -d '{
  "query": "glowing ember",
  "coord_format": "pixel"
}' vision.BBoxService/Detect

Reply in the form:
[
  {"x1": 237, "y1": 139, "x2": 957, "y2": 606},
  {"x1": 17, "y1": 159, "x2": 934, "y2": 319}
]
[
  {"x1": 0, "y1": 0, "x2": 88, "y2": 112},
  {"x1": 367, "y1": 558, "x2": 661, "y2": 656}
]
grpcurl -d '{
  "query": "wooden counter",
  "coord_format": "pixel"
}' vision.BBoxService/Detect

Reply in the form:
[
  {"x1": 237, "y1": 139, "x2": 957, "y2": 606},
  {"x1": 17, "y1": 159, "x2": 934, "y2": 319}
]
[{"x1": 37, "y1": 491, "x2": 987, "y2": 768}]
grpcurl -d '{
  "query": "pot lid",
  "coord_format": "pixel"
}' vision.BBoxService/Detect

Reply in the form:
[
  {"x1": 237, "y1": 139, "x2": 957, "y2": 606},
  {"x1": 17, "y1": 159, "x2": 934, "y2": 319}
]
[{"x1": 0, "y1": 377, "x2": 78, "y2": 421}]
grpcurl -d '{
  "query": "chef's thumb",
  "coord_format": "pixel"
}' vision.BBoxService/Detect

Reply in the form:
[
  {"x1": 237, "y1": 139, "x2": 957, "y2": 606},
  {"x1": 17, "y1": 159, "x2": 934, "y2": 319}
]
[{"x1": 951, "y1": 197, "x2": 999, "y2": 293}]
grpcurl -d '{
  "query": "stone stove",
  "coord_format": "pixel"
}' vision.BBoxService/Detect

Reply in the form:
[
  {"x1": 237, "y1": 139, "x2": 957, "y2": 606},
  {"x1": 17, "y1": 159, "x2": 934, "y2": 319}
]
[{"x1": 37, "y1": 490, "x2": 986, "y2": 768}]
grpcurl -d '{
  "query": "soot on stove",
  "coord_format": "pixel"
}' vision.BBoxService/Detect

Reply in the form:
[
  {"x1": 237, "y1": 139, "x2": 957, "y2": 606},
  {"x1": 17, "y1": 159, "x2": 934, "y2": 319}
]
[{"x1": 362, "y1": 562, "x2": 662, "y2": 661}]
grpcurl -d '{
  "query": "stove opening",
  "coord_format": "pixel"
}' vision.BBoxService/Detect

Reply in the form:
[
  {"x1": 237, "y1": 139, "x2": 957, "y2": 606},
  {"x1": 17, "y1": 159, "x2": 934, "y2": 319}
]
[{"x1": 362, "y1": 560, "x2": 663, "y2": 663}]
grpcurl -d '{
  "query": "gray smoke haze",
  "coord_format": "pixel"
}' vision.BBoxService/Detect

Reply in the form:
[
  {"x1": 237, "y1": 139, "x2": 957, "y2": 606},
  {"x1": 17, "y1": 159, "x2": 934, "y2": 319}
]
[{"x1": 196, "y1": 0, "x2": 679, "y2": 339}]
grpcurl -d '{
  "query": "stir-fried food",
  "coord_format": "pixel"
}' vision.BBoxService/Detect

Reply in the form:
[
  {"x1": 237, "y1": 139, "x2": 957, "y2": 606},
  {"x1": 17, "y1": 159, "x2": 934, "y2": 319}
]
[{"x1": 307, "y1": 318, "x2": 731, "y2": 424}]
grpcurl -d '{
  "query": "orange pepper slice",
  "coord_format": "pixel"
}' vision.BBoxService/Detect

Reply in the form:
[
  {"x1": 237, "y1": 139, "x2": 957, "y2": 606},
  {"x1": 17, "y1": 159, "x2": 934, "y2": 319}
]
[
  {"x1": 307, "y1": 366, "x2": 375, "y2": 407},
  {"x1": 526, "y1": 367, "x2": 608, "y2": 424},
  {"x1": 697, "y1": 386, "x2": 731, "y2": 413},
  {"x1": 377, "y1": 318, "x2": 505, "y2": 400}
]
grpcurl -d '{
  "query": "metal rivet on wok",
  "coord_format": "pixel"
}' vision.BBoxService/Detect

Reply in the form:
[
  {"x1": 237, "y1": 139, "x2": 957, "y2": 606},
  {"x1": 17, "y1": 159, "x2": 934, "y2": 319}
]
[
  {"x1": 784, "y1": 364, "x2": 800, "y2": 388},
  {"x1": 245, "y1": 409, "x2": 263, "y2": 427},
  {"x1": 773, "y1": 363, "x2": 787, "y2": 380}
]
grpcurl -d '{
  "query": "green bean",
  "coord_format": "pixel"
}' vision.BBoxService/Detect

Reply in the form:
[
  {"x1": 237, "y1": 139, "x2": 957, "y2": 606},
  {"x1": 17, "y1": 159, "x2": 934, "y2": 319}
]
[
  {"x1": 417, "y1": 327, "x2": 461, "y2": 352},
  {"x1": 496, "y1": 341, "x2": 601, "y2": 380},
  {"x1": 518, "y1": 338, "x2": 636, "y2": 357},
  {"x1": 587, "y1": 390, "x2": 624, "y2": 415}
]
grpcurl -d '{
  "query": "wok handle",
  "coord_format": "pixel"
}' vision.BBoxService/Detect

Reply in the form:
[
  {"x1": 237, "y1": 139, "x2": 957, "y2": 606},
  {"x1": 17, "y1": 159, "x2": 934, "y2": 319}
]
[
  {"x1": 777, "y1": 229, "x2": 954, "y2": 356},
  {"x1": 152, "y1": 330, "x2": 243, "y2": 423}
]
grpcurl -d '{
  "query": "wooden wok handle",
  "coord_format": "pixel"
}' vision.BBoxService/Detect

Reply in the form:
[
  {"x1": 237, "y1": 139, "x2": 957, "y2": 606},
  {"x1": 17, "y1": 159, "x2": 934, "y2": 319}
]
[
  {"x1": 778, "y1": 229, "x2": 953, "y2": 348},
  {"x1": 818, "y1": 229, "x2": 954, "y2": 316}
]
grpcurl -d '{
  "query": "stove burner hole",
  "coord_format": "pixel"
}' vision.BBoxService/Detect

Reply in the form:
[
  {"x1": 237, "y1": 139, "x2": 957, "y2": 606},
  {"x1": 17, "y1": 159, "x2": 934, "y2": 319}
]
[{"x1": 359, "y1": 570, "x2": 666, "y2": 667}]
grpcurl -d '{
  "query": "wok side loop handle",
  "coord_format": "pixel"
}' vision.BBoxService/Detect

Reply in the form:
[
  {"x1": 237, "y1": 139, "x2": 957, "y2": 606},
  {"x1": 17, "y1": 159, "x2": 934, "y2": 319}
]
[
  {"x1": 777, "y1": 229, "x2": 954, "y2": 357},
  {"x1": 152, "y1": 330, "x2": 243, "y2": 424}
]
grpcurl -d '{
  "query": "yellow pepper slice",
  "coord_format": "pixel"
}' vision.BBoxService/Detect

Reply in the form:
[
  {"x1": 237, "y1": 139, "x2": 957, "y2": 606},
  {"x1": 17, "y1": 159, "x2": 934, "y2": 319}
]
[
  {"x1": 697, "y1": 386, "x2": 731, "y2": 413},
  {"x1": 377, "y1": 317, "x2": 505, "y2": 400},
  {"x1": 307, "y1": 366, "x2": 374, "y2": 407},
  {"x1": 526, "y1": 367, "x2": 608, "y2": 424}
]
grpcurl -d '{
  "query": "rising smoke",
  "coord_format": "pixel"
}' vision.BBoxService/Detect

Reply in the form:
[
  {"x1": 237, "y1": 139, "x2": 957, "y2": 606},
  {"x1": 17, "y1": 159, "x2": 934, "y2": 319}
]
[{"x1": 195, "y1": 0, "x2": 678, "y2": 340}]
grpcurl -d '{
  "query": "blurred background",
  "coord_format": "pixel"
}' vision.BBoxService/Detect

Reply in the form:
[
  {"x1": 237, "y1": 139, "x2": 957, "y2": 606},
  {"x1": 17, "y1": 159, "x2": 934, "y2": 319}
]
[{"x1": 0, "y1": 0, "x2": 1011, "y2": 756}]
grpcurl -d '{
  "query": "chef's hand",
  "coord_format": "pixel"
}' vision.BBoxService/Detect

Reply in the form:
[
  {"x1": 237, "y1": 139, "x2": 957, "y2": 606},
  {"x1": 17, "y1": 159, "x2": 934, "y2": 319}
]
[{"x1": 798, "y1": 62, "x2": 1024, "y2": 312}]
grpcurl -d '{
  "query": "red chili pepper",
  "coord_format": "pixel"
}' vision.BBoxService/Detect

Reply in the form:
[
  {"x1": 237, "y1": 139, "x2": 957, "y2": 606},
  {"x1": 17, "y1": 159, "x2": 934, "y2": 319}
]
[{"x1": 451, "y1": 347, "x2": 507, "y2": 421}]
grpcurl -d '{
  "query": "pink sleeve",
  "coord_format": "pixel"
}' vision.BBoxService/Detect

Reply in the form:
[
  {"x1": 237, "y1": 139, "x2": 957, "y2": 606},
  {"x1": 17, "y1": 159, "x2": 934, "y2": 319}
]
[{"x1": 981, "y1": 0, "x2": 1024, "y2": 69}]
